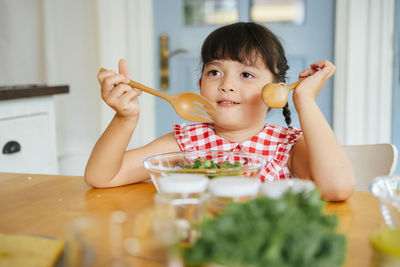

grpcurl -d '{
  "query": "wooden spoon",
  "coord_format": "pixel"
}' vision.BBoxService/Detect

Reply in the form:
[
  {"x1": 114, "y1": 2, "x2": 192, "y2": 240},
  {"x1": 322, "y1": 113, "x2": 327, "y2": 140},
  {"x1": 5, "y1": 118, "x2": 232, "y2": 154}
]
[
  {"x1": 261, "y1": 80, "x2": 302, "y2": 108},
  {"x1": 100, "y1": 68, "x2": 215, "y2": 122}
]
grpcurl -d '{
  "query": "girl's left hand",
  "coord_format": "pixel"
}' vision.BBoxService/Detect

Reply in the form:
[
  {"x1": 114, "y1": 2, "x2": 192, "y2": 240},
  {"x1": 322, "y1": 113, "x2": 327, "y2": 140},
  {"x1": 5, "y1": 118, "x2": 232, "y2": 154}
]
[{"x1": 293, "y1": 60, "x2": 336, "y2": 103}]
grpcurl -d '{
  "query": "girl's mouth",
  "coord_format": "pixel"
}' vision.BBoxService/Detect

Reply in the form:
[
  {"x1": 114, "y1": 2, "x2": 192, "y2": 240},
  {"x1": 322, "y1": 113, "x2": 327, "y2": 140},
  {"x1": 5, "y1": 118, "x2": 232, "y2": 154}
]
[
  {"x1": 217, "y1": 100, "x2": 239, "y2": 107},
  {"x1": 217, "y1": 100, "x2": 239, "y2": 104}
]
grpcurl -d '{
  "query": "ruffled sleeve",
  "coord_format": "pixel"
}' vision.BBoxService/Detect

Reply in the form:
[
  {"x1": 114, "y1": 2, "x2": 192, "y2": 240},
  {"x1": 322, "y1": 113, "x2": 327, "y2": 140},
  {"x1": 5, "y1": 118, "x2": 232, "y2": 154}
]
[
  {"x1": 173, "y1": 123, "x2": 215, "y2": 151},
  {"x1": 258, "y1": 125, "x2": 302, "y2": 182},
  {"x1": 174, "y1": 123, "x2": 193, "y2": 151}
]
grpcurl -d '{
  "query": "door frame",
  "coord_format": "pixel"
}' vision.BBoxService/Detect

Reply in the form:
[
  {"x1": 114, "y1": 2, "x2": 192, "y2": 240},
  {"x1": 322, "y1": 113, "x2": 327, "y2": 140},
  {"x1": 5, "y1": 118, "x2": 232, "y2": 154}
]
[
  {"x1": 334, "y1": 0, "x2": 395, "y2": 145},
  {"x1": 100, "y1": 0, "x2": 395, "y2": 147},
  {"x1": 97, "y1": 0, "x2": 155, "y2": 149},
  {"x1": 392, "y1": 0, "x2": 400, "y2": 173}
]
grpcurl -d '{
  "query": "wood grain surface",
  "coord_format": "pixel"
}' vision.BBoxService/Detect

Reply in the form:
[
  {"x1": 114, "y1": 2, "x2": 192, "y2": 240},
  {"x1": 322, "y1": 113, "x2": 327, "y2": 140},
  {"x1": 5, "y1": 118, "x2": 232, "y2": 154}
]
[{"x1": 0, "y1": 172, "x2": 385, "y2": 266}]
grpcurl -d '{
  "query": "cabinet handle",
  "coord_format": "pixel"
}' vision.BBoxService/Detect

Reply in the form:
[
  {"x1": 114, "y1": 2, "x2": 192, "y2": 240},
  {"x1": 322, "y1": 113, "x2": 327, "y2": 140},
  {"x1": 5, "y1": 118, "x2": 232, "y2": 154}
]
[{"x1": 2, "y1": 141, "x2": 21, "y2": 154}]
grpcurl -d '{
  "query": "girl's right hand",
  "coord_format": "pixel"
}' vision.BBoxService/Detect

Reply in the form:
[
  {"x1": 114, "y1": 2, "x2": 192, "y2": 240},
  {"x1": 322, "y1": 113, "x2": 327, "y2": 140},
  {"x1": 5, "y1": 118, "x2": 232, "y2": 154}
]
[{"x1": 98, "y1": 59, "x2": 142, "y2": 120}]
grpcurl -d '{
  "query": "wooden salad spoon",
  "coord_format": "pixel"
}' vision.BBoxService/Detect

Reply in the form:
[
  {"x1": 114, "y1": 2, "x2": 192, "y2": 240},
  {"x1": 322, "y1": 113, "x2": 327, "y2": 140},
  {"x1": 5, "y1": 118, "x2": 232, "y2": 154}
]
[
  {"x1": 261, "y1": 80, "x2": 302, "y2": 108},
  {"x1": 100, "y1": 68, "x2": 215, "y2": 122}
]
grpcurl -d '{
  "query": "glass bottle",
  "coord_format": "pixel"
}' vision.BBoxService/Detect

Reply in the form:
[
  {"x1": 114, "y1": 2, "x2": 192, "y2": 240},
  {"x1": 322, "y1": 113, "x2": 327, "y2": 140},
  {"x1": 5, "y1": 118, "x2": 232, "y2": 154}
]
[
  {"x1": 153, "y1": 174, "x2": 210, "y2": 243},
  {"x1": 207, "y1": 177, "x2": 260, "y2": 215}
]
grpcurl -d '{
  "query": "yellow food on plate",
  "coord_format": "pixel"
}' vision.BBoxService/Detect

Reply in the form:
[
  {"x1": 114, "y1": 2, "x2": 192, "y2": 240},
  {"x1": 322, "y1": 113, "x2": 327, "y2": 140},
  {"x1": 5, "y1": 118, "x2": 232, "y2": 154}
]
[{"x1": 0, "y1": 233, "x2": 65, "y2": 267}]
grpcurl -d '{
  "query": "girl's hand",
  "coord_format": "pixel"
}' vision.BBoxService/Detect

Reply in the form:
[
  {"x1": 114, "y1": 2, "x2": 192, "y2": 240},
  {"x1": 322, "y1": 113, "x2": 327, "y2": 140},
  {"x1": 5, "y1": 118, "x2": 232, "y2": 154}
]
[
  {"x1": 98, "y1": 59, "x2": 142, "y2": 120},
  {"x1": 293, "y1": 60, "x2": 336, "y2": 104}
]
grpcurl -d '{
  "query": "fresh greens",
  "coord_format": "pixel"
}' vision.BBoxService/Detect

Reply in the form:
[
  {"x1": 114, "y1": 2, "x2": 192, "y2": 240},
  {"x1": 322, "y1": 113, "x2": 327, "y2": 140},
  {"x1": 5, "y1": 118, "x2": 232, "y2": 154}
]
[
  {"x1": 183, "y1": 159, "x2": 243, "y2": 169},
  {"x1": 182, "y1": 159, "x2": 244, "y2": 178},
  {"x1": 181, "y1": 190, "x2": 346, "y2": 267}
]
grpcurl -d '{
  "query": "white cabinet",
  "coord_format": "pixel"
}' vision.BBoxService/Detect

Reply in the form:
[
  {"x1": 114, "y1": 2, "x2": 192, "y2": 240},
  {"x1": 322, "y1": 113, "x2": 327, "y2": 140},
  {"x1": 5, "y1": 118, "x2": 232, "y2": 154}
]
[{"x1": 0, "y1": 96, "x2": 58, "y2": 174}]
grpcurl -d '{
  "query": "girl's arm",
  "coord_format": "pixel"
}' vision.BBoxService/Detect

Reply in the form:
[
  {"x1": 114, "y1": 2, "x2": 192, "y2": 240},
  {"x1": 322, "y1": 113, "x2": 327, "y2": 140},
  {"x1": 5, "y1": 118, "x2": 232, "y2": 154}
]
[
  {"x1": 85, "y1": 128, "x2": 180, "y2": 188},
  {"x1": 84, "y1": 59, "x2": 180, "y2": 188},
  {"x1": 289, "y1": 60, "x2": 355, "y2": 201}
]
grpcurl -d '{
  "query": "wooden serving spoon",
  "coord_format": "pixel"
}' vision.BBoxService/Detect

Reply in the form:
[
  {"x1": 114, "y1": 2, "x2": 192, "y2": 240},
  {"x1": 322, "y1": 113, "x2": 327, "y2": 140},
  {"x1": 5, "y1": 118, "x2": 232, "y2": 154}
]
[
  {"x1": 100, "y1": 68, "x2": 215, "y2": 122},
  {"x1": 261, "y1": 80, "x2": 302, "y2": 108}
]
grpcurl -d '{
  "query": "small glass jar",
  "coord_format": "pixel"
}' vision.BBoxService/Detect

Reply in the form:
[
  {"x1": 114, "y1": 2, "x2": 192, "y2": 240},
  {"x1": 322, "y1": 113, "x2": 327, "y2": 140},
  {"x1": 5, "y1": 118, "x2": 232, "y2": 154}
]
[
  {"x1": 207, "y1": 177, "x2": 260, "y2": 215},
  {"x1": 370, "y1": 227, "x2": 400, "y2": 267},
  {"x1": 153, "y1": 174, "x2": 210, "y2": 243}
]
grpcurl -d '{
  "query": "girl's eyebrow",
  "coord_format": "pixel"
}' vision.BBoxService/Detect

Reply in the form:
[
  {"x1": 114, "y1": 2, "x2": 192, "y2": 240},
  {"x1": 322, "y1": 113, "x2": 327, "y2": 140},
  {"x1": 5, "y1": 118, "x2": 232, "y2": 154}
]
[
  {"x1": 206, "y1": 60, "x2": 262, "y2": 70},
  {"x1": 205, "y1": 61, "x2": 222, "y2": 67},
  {"x1": 241, "y1": 62, "x2": 262, "y2": 71},
  {"x1": 245, "y1": 64, "x2": 261, "y2": 70}
]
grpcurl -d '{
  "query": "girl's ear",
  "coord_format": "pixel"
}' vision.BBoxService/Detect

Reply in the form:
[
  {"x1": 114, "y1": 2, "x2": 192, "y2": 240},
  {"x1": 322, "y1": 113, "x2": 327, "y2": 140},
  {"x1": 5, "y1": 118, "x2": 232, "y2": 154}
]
[
  {"x1": 198, "y1": 79, "x2": 202, "y2": 89},
  {"x1": 278, "y1": 82, "x2": 286, "y2": 86}
]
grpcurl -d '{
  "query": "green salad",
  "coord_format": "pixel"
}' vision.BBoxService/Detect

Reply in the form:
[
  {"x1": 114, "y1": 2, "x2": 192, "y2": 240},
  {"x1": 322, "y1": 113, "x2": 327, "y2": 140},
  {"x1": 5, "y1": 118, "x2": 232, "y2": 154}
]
[
  {"x1": 182, "y1": 159, "x2": 243, "y2": 178},
  {"x1": 183, "y1": 159, "x2": 243, "y2": 169},
  {"x1": 181, "y1": 189, "x2": 346, "y2": 267}
]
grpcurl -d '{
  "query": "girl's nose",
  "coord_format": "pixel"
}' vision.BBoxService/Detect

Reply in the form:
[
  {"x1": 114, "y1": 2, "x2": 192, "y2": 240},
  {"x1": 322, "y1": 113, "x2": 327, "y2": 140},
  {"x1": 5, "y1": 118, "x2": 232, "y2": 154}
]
[
  {"x1": 219, "y1": 87, "x2": 235, "y2": 93},
  {"x1": 219, "y1": 77, "x2": 236, "y2": 93}
]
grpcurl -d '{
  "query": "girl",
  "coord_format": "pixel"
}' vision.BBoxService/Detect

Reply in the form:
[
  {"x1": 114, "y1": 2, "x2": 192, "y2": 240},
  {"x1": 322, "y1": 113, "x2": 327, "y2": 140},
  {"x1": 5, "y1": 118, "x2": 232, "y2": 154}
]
[{"x1": 85, "y1": 22, "x2": 355, "y2": 201}]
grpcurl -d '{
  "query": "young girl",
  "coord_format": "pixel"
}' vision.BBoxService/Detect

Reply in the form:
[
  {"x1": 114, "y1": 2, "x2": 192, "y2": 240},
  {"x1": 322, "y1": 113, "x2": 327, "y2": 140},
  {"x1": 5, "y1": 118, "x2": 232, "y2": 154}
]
[{"x1": 85, "y1": 22, "x2": 355, "y2": 201}]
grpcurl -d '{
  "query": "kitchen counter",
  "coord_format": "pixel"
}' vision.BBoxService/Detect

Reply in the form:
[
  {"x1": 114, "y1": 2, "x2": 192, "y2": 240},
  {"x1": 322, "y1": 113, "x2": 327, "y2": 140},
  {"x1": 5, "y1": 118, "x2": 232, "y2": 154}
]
[
  {"x1": 0, "y1": 84, "x2": 69, "y2": 100},
  {"x1": 0, "y1": 85, "x2": 69, "y2": 174}
]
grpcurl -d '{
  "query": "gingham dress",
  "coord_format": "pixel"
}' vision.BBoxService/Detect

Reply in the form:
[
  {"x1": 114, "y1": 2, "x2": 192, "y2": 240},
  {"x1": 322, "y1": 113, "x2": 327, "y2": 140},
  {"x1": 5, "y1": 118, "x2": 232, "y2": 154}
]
[{"x1": 173, "y1": 123, "x2": 302, "y2": 182}]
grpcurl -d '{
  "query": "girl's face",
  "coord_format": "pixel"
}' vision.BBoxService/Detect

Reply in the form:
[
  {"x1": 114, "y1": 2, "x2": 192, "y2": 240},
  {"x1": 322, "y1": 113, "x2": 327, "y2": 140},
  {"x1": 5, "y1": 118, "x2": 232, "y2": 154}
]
[{"x1": 200, "y1": 59, "x2": 274, "y2": 132}]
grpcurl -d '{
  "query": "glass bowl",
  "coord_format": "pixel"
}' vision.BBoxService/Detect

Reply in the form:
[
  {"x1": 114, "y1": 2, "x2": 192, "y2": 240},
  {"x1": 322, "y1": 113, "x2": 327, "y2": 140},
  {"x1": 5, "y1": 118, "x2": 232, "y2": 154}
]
[
  {"x1": 370, "y1": 175, "x2": 400, "y2": 228},
  {"x1": 143, "y1": 150, "x2": 267, "y2": 192}
]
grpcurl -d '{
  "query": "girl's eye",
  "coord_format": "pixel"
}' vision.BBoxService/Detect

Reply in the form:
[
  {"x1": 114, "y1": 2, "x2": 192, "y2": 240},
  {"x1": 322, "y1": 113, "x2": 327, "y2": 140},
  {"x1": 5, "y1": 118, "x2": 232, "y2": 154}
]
[
  {"x1": 207, "y1": 70, "x2": 221, "y2": 77},
  {"x1": 242, "y1": 72, "x2": 254, "y2": 79}
]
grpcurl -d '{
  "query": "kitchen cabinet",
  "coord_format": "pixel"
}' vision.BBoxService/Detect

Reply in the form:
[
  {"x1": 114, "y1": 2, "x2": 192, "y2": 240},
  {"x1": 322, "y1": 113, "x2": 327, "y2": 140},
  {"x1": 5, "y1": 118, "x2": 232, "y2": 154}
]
[{"x1": 0, "y1": 85, "x2": 68, "y2": 174}]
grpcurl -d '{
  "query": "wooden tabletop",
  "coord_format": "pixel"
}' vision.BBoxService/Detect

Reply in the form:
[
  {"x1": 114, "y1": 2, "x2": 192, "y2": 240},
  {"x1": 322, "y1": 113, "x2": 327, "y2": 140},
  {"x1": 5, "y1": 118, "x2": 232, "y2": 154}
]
[{"x1": 0, "y1": 172, "x2": 385, "y2": 266}]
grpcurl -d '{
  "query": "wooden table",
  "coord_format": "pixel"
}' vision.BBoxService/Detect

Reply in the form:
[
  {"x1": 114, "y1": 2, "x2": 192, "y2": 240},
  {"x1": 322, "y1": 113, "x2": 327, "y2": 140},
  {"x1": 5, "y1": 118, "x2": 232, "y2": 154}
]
[{"x1": 0, "y1": 172, "x2": 385, "y2": 266}]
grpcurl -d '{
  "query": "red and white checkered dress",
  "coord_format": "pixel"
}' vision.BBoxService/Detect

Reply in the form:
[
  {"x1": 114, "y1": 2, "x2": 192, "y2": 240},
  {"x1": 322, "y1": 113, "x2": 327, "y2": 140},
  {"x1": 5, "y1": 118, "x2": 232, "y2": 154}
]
[{"x1": 173, "y1": 123, "x2": 302, "y2": 182}]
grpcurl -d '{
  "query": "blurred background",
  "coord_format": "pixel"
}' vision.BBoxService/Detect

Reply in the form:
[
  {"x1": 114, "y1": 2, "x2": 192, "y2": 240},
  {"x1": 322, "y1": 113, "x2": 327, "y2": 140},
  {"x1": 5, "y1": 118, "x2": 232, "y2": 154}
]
[{"x1": 1, "y1": 0, "x2": 399, "y2": 176}]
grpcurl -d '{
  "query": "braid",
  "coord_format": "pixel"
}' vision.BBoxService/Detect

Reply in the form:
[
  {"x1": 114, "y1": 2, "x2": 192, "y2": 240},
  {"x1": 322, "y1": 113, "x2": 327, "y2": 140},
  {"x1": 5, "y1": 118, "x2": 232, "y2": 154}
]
[{"x1": 282, "y1": 102, "x2": 292, "y2": 128}]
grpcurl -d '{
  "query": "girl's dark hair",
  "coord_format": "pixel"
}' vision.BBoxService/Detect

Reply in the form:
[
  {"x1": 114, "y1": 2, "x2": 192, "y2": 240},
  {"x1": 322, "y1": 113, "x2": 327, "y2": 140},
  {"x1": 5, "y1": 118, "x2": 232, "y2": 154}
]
[{"x1": 200, "y1": 22, "x2": 292, "y2": 128}]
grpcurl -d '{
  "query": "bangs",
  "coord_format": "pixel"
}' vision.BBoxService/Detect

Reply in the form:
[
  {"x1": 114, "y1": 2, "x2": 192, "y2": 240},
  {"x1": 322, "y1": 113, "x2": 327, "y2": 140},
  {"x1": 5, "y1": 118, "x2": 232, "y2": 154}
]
[
  {"x1": 201, "y1": 22, "x2": 288, "y2": 83},
  {"x1": 201, "y1": 23, "x2": 265, "y2": 68}
]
